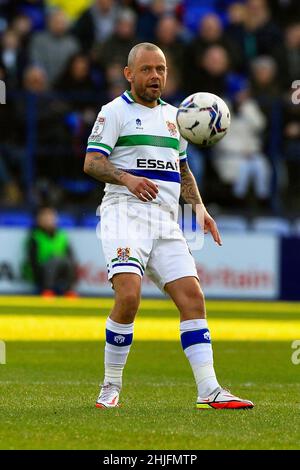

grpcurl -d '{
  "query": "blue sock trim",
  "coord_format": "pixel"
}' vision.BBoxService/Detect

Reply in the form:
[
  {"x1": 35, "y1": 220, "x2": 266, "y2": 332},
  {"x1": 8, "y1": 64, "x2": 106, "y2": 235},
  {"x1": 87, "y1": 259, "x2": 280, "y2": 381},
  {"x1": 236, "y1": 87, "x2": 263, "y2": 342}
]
[
  {"x1": 106, "y1": 329, "x2": 133, "y2": 346},
  {"x1": 181, "y1": 329, "x2": 211, "y2": 350}
]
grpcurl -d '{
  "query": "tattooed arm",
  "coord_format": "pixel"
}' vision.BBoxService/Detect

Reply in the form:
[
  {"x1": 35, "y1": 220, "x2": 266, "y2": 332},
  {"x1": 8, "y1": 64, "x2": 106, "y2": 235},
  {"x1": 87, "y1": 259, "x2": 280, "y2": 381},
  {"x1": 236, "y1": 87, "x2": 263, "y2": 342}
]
[
  {"x1": 180, "y1": 159, "x2": 204, "y2": 211},
  {"x1": 83, "y1": 152, "x2": 159, "y2": 202},
  {"x1": 84, "y1": 152, "x2": 129, "y2": 185},
  {"x1": 180, "y1": 159, "x2": 222, "y2": 245}
]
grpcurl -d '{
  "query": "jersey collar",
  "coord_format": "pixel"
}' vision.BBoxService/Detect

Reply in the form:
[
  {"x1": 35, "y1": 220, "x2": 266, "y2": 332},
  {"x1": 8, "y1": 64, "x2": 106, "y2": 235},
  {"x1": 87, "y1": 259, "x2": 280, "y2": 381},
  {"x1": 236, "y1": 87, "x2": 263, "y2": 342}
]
[{"x1": 121, "y1": 90, "x2": 167, "y2": 106}]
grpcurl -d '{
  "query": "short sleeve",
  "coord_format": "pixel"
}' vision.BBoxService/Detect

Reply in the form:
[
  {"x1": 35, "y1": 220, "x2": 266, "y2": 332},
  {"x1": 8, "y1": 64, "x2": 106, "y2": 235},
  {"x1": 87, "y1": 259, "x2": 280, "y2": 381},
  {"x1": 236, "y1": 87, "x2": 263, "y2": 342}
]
[
  {"x1": 86, "y1": 104, "x2": 120, "y2": 157},
  {"x1": 179, "y1": 135, "x2": 188, "y2": 162}
]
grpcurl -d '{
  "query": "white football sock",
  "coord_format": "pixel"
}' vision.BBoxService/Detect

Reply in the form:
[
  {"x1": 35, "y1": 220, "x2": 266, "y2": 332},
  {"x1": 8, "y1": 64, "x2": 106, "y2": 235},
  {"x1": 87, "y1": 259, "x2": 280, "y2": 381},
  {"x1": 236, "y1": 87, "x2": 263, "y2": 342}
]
[
  {"x1": 180, "y1": 319, "x2": 220, "y2": 397},
  {"x1": 104, "y1": 317, "x2": 134, "y2": 389}
]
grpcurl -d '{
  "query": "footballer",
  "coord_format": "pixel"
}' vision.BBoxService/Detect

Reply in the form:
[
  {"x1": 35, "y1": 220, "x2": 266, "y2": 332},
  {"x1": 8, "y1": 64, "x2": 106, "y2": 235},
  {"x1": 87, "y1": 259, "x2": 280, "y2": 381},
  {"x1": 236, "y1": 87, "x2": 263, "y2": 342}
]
[{"x1": 83, "y1": 43, "x2": 254, "y2": 410}]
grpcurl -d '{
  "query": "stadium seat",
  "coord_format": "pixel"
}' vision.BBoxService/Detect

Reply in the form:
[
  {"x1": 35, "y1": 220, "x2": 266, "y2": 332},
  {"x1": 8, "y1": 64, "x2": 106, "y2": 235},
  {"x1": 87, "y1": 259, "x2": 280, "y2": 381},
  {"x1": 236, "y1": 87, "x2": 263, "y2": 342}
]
[
  {"x1": 0, "y1": 211, "x2": 33, "y2": 227},
  {"x1": 59, "y1": 178, "x2": 97, "y2": 194},
  {"x1": 215, "y1": 215, "x2": 248, "y2": 232},
  {"x1": 252, "y1": 217, "x2": 292, "y2": 236},
  {"x1": 57, "y1": 213, "x2": 77, "y2": 228},
  {"x1": 81, "y1": 214, "x2": 101, "y2": 228},
  {"x1": 183, "y1": 5, "x2": 217, "y2": 33}
]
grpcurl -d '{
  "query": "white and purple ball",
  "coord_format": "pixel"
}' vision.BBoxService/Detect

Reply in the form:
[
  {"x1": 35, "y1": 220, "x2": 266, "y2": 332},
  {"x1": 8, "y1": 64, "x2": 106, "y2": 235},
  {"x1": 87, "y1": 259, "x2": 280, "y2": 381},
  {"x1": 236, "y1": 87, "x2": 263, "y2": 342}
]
[{"x1": 176, "y1": 92, "x2": 231, "y2": 147}]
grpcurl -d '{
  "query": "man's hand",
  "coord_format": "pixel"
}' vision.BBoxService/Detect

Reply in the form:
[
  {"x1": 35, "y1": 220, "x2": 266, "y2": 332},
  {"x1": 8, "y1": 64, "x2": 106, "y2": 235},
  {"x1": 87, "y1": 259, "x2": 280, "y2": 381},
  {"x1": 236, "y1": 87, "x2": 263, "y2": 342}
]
[
  {"x1": 84, "y1": 153, "x2": 159, "y2": 201},
  {"x1": 203, "y1": 209, "x2": 222, "y2": 246},
  {"x1": 124, "y1": 174, "x2": 159, "y2": 202},
  {"x1": 196, "y1": 205, "x2": 222, "y2": 246}
]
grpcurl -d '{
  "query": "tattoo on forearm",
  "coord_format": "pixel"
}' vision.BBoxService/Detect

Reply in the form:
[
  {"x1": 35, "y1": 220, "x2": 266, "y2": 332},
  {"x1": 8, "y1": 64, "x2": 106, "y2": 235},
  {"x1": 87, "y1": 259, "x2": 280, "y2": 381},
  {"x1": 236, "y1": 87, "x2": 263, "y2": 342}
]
[
  {"x1": 180, "y1": 161, "x2": 203, "y2": 209},
  {"x1": 85, "y1": 154, "x2": 128, "y2": 185}
]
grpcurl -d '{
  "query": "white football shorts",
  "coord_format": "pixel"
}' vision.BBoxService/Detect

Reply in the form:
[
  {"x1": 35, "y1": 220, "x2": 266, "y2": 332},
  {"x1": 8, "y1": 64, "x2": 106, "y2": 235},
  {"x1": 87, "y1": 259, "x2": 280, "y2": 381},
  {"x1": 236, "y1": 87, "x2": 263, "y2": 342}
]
[{"x1": 100, "y1": 201, "x2": 199, "y2": 291}]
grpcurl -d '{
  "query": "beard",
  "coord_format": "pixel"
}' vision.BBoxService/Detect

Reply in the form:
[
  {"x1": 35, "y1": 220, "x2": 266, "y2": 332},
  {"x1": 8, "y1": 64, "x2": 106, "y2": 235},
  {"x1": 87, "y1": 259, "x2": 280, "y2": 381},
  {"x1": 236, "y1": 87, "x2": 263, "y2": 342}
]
[{"x1": 134, "y1": 81, "x2": 162, "y2": 103}]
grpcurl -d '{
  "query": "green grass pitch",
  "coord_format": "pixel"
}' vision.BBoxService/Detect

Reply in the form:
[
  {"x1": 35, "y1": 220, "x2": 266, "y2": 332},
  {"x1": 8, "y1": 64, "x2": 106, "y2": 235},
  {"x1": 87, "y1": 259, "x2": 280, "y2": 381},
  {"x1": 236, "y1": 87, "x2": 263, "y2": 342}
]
[{"x1": 0, "y1": 297, "x2": 299, "y2": 450}]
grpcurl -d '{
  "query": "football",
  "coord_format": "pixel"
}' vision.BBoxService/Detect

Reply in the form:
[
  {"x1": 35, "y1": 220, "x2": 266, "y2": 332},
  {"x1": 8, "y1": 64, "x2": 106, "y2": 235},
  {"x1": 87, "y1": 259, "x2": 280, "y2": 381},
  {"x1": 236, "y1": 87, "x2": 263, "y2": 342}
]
[{"x1": 176, "y1": 92, "x2": 231, "y2": 147}]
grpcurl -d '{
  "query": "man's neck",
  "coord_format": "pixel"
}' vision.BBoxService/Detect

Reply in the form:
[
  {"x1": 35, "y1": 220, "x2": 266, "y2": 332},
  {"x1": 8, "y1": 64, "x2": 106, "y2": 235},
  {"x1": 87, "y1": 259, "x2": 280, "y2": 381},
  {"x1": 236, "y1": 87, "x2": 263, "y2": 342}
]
[{"x1": 130, "y1": 90, "x2": 159, "y2": 108}]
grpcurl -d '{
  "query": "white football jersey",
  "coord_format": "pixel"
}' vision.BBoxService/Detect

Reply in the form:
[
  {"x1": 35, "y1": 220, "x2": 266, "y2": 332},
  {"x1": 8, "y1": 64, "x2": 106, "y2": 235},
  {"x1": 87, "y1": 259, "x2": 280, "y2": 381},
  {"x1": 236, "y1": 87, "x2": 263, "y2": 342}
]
[{"x1": 86, "y1": 90, "x2": 188, "y2": 211}]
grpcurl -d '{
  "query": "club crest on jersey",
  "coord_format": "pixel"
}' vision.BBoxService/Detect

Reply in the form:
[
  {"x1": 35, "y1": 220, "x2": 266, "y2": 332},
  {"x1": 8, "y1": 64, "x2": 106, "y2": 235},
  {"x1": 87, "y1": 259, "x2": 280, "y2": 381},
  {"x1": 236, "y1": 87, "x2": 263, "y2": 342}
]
[
  {"x1": 136, "y1": 118, "x2": 143, "y2": 129},
  {"x1": 117, "y1": 247, "x2": 130, "y2": 262},
  {"x1": 166, "y1": 121, "x2": 177, "y2": 137}
]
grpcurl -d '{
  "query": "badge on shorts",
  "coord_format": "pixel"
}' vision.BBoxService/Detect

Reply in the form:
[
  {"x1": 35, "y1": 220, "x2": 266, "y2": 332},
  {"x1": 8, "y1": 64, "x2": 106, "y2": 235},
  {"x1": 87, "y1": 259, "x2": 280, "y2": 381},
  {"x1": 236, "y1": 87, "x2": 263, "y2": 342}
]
[
  {"x1": 117, "y1": 247, "x2": 130, "y2": 262},
  {"x1": 166, "y1": 121, "x2": 177, "y2": 137}
]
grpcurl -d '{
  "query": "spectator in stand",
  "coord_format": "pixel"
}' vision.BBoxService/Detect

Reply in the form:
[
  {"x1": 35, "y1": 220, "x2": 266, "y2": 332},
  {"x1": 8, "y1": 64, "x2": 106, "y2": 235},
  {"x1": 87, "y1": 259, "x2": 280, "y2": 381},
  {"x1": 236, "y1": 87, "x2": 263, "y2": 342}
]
[
  {"x1": 223, "y1": 2, "x2": 247, "y2": 71},
  {"x1": 11, "y1": 13, "x2": 33, "y2": 54},
  {"x1": 93, "y1": 8, "x2": 138, "y2": 69},
  {"x1": 251, "y1": 56, "x2": 280, "y2": 98},
  {"x1": 0, "y1": 28, "x2": 27, "y2": 89},
  {"x1": 135, "y1": 0, "x2": 167, "y2": 42},
  {"x1": 154, "y1": 14, "x2": 186, "y2": 84},
  {"x1": 226, "y1": 0, "x2": 282, "y2": 64},
  {"x1": 20, "y1": 65, "x2": 72, "y2": 183},
  {"x1": 250, "y1": 56, "x2": 281, "y2": 151},
  {"x1": 23, "y1": 206, "x2": 78, "y2": 297},
  {"x1": 29, "y1": 8, "x2": 80, "y2": 84},
  {"x1": 23, "y1": 63, "x2": 49, "y2": 90},
  {"x1": 213, "y1": 81, "x2": 271, "y2": 207},
  {"x1": 54, "y1": 52, "x2": 99, "y2": 109},
  {"x1": 185, "y1": 44, "x2": 231, "y2": 96},
  {"x1": 245, "y1": 0, "x2": 282, "y2": 54},
  {"x1": 72, "y1": 0, "x2": 121, "y2": 52},
  {"x1": 250, "y1": 56, "x2": 281, "y2": 104},
  {"x1": 187, "y1": 13, "x2": 243, "y2": 75},
  {"x1": 54, "y1": 53, "x2": 102, "y2": 181},
  {"x1": 272, "y1": 22, "x2": 300, "y2": 90}
]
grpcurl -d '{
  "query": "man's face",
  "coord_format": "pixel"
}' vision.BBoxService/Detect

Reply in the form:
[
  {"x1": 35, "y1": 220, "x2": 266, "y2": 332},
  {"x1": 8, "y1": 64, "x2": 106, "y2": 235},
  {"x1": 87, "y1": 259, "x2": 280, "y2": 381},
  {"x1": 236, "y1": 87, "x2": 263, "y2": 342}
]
[
  {"x1": 38, "y1": 209, "x2": 57, "y2": 232},
  {"x1": 125, "y1": 49, "x2": 167, "y2": 104},
  {"x1": 48, "y1": 11, "x2": 68, "y2": 36}
]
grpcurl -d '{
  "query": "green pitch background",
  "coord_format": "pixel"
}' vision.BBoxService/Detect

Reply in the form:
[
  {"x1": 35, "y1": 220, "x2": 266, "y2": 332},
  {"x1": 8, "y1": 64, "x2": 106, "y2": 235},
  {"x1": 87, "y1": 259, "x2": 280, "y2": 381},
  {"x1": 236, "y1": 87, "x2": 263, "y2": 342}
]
[{"x1": 0, "y1": 297, "x2": 299, "y2": 450}]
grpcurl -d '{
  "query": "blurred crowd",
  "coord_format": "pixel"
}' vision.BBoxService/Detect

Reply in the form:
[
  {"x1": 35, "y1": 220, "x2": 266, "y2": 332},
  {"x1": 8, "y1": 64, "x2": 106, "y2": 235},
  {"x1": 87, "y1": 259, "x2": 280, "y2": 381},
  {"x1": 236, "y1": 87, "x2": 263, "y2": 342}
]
[{"x1": 1, "y1": 0, "x2": 300, "y2": 215}]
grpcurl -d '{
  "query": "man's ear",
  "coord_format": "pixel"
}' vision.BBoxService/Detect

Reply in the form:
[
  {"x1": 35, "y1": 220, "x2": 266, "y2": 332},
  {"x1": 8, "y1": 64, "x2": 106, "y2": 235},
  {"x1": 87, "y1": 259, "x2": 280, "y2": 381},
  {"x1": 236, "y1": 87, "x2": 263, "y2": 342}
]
[{"x1": 124, "y1": 66, "x2": 133, "y2": 83}]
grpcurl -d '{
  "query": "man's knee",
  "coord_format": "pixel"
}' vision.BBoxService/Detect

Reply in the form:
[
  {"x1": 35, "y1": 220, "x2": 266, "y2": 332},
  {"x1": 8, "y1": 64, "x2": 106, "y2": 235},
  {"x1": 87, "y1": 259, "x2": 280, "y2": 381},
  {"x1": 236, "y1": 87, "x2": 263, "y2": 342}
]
[
  {"x1": 178, "y1": 285, "x2": 205, "y2": 318},
  {"x1": 185, "y1": 286, "x2": 205, "y2": 310},
  {"x1": 111, "y1": 274, "x2": 141, "y2": 322},
  {"x1": 118, "y1": 290, "x2": 140, "y2": 313}
]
